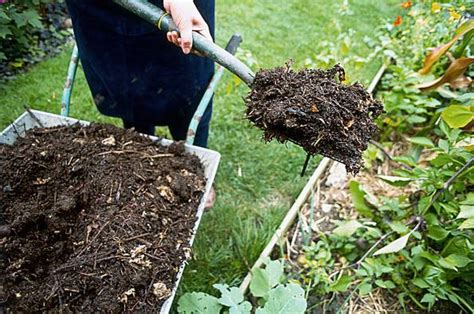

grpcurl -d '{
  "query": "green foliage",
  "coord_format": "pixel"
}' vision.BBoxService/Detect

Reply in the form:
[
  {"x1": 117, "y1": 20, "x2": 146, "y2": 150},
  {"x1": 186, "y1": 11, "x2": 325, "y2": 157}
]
[
  {"x1": 178, "y1": 260, "x2": 306, "y2": 314},
  {"x1": 0, "y1": 0, "x2": 67, "y2": 72},
  {"x1": 213, "y1": 284, "x2": 252, "y2": 314},
  {"x1": 255, "y1": 283, "x2": 306, "y2": 314},
  {"x1": 249, "y1": 259, "x2": 283, "y2": 299},
  {"x1": 297, "y1": 122, "x2": 473, "y2": 311},
  {"x1": 441, "y1": 104, "x2": 474, "y2": 128},
  {"x1": 375, "y1": 2, "x2": 472, "y2": 136},
  {"x1": 178, "y1": 292, "x2": 223, "y2": 314},
  {"x1": 349, "y1": 180, "x2": 373, "y2": 218}
]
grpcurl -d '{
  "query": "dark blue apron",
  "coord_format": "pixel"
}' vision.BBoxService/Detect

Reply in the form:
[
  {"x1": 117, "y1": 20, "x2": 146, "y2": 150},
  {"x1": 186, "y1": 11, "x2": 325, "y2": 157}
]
[{"x1": 65, "y1": 0, "x2": 215, "y2": 146}]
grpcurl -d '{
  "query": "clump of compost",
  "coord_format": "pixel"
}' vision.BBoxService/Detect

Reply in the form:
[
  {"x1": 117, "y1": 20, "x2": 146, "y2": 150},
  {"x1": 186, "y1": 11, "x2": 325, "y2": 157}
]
[
  {"x1": 0, "y1": 124, "x2": 206, "y2": 312},
  {"x1": 246, "y1": 64, "x2": 383, "y2": 173}
]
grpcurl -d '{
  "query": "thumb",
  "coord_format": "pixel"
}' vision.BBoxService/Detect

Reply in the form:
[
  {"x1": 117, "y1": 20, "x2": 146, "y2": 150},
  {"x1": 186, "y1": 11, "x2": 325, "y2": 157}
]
[{"x1": 178, "y1": 20, "x2": 193, "y2": 54}]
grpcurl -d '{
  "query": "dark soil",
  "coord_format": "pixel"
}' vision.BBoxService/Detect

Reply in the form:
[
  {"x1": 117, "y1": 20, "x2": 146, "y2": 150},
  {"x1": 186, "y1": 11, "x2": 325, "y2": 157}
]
[
  {"x1": 0, "y1": 124, "x2": 206, "y2": 312},
  {"x1": 246, "y1": 64, "x2": 383, "y2": 173}
]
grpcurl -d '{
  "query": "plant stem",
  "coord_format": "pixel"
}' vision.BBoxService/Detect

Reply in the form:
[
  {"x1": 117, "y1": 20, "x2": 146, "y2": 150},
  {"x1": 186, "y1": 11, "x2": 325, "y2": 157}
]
[
  {"x1": 351, "y1": 231, "x2": 394, "y2": 268},
  {"x1": 369, "y1": 140, "x2": 412, "y2": 170},
  {"x1": 451, "y1": 290, "x2": 474, "y2": 313},
  {"x1": 401, "y1": 282, "x2": 426, "y2": 310}
]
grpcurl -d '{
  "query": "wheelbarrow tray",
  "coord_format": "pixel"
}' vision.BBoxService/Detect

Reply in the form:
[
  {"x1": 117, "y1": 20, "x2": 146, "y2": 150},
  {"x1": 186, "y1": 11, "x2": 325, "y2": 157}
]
[{"x1": 0, "y1": 110, "x2": 221, "y2": 313}]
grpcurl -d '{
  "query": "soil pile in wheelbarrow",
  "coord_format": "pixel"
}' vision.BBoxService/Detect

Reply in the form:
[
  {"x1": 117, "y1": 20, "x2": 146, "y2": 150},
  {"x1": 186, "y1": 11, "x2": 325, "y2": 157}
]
[
  {"x1": 245, "y1": 64, "x2": 383, "y2": 173},
  {"x1": 0, "y1": 124, "x2": 206, "y2": 312}
]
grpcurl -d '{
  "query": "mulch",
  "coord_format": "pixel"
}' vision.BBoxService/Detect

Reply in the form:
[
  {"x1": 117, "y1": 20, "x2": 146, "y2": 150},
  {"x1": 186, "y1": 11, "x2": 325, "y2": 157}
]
[
  {"x1": 245, "y1": 64, "x2": 383, "y2": 173},
  {"x1": 0, "y1": 123, "x2": 206, "y2": 312}
]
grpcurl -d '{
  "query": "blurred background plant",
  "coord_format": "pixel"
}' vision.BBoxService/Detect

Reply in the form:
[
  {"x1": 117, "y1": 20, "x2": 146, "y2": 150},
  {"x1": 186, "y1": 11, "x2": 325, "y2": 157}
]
[
  {"x1": 376, "y1": 1, "x2": 472, "y2": 138},
  {"x1": 0, "y1": 0, "x2": 71, "y2": 80}
]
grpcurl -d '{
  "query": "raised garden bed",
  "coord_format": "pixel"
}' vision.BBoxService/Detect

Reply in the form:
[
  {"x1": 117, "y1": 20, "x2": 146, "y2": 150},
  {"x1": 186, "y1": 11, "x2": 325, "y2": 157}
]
[{"x1": 0, "y1": 111, "x2": 220, "y2": 312}]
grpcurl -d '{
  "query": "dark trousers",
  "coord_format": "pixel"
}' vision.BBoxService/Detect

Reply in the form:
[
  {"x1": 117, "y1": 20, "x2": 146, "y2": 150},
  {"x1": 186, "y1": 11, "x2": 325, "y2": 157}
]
[{"x1": 122, "y1": 97, "x2": 212, "y2": 147}]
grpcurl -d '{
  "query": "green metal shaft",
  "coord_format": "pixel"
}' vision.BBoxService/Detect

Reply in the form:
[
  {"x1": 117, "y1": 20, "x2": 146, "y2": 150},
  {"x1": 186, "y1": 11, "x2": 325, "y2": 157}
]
[{"x1": 112, "y1": 0, "x2": 255, "y2": 85}]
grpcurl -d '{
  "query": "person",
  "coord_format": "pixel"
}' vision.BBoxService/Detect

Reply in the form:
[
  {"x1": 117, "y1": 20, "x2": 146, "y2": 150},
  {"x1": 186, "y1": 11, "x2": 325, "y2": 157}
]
[{"x1": 65, "y1": 0, "x2": 216, "y2": 206}]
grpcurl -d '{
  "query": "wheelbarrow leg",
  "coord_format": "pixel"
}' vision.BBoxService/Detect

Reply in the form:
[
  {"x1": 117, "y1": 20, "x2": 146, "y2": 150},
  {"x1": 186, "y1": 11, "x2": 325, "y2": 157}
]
[
  {"x1": 60, "y1": 44, "x2": 79, "y2": 117},
  {"x1": 186, "y1": 34, "x2": 243, "y2": 145}
]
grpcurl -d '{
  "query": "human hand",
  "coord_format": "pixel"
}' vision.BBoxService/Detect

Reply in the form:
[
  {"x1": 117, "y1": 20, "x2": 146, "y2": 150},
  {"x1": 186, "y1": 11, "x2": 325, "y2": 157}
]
[{"x1": 163, "y1": 0, "x2": 212, "y2": 54}]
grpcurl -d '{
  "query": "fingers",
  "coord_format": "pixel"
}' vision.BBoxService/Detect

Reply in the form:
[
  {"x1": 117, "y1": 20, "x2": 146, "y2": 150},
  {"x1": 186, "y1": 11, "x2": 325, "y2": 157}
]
[
  {"x1": 178, "y1": 21, "x2": 193, "y2": 54},
  {"x1": 163, "y1": 0, "x2": 212, "y2": 55},
  {"x1": 195, "y1": 23, "x2": 213, "y2": 43},
  {"x1": 166, "y1": 31, "x2": 180, "y2": 47}
]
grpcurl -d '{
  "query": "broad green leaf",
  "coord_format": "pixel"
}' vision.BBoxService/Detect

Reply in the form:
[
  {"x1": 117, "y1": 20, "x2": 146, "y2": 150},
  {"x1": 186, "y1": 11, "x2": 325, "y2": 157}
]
[
  {"x1": 214, "y1": 284, "x2": 244, "y2": 305},
  {"x1": 412, "y1": 278, "x2": 429, "y2": 289},
  {"x1": 235, "y1": 302, "x2": 252, "y2": 314},
  {"x1": 457, "y1": 205, "x2": 474, "y2": 219},
  {"x1": 461, "y1": 193, "x2": 474, "y2": 204},
  {"x1": 459, "y1": 218, "x2": 474, "y2": 230},
  {"x1": 442, "y1": 237, "x2": 470, "y2": 256},
  {"x1": 418, "y1": 195, "x2": 433, "y2": 214},
  {"x1": 393, "y1": 156, "x2": 417, "y2": 167},
  {"x1": 249, "y1": 260, "x2": 283, "y2": 298},
  {"x1": 377, "y1": 175, "x2": 413, "y2": 187},
  {"x1": 407, "y1": 115, "x2": 427, "y2": 124},
  {"x1": 389, "y1": 221, "x2": 409, "y2": 234},
  {"x1": 427, "y1": 225, "x2": 449, "y2": 241},
  {"x1": 413, "y1": 256, "x2": 427, "y2": 271},
  {"x1": 0, "y1": 27, "x2": 12, "y2": 39},
  {"x1": 439, "y1": 257, "x2": 458, "y2": 270},
  {"x1": 436, "y1": 87, "x2": 460, "y2": 99},
  {"x1": 441, "y1": 105, "x2": 473, "y2": 128},
  {"x1": 424, "y1": 213, "x2": 439, "y2": 225},
  {"x1": 349, "y1": 181, "x2": 373, "y2": 218},
  {"x1": 358, "y1": 283, "x2": 372, "y2": 296},
  {"x1": 455, "y1": 93, "x2": 474, "y2": 103},
  {"x1": 418, "y1": 58, "x2": 474, "y2": 91},
  {"x1": 440, "y1": 202, "x2": 459, "y2": 216},
  {"x1": 373, "y1": 232, "x2": 413, "y2": 256},
  {"x1": 255, "y1": 284, "x2": 307, "y2": 314},
  {"x1": 0, "y1": 11, "x2": 10, "y2": 21},
  {"x1": 213, "y1": 284, "x2": 251, "y2": 314},
  {"x1": 419, "y1": 19, "x2": 474, "y2": 74},
  {"x1": 454, "y1": 29, "x2": 474, "y2": 58},
  {"x1": 374, "y1": 280, "x2": 395, "y2": 289},
  {"x1": 447, "y1": 293, "x2": 461, "y2": 307},
  {"x1": 438, "y1": 140, "x2": 449, "y2": 153},
  {"x1": 329, "y1": 275, "x2": 353, "y2": 292},
  {"x1": 408, "y1": 137, "x2": 435, "y2": 148},
  {"x1": 444, "y1": 254, "x2": 472, "y2": 268},
  {"x1": 22, "y1": 9, "x2": 42, "y2": 28},
  {"x1": 420, "y1": 293, "x2": 436, "y2": 307},
  {"x1": 332, "y1": 220, "x2": 363, "y2": 237},
  {"x1": 419, "y1": 251, "x2": 438, "y2": 264},
  {"x1": 178, "y1": 292, "x2": 223, "y2": 314}
]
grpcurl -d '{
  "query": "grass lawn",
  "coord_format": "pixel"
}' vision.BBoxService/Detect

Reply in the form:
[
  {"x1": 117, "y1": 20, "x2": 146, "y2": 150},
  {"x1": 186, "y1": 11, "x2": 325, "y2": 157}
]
[{"x1": 0, "y1": 0, "x2": 400, "y2": 296}]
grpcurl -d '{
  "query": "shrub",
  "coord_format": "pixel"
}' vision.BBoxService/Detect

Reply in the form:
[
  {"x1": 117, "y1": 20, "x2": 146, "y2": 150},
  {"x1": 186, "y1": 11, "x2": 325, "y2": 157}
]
[{"x1": 0, "y1": 0, "x2": 69, "y2": 77}]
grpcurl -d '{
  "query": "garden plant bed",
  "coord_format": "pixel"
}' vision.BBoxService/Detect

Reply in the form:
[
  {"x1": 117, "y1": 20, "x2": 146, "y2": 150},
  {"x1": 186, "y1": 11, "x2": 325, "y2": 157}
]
[
  {"x1": 246, "y1": 64, "x2": 383, "y2": 173},
  {"x1": 0, "y1": 121, "x2": 208, "y2": 312},
  {"x1": 285, "y1": 154, "x2": 407, "y2": 313},
  {"x1": 283, "y1": 143, "x2": 468, "y2": 313}
]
